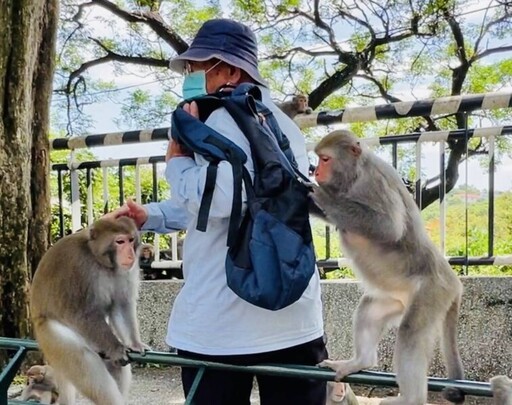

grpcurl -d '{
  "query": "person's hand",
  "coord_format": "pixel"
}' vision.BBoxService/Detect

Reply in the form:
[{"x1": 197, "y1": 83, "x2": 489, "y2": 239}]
[
  {"x1": 166, "y1": 101, "x2": 199, "y2": 162},
  {"x1": 103, "y1": 199, "x2": 148, "y2": 230},
  {"x1": 165, "y1": 140, "x2": 193, "y2": 162},
  {"x1": 183, "y1": 101, "x2": 199, "y2": 118}
]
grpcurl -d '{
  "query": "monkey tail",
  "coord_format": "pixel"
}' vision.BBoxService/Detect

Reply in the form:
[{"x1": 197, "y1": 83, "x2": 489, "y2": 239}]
[{"x1": 441, "y1": 295, "x2": 466, "y2": 404}]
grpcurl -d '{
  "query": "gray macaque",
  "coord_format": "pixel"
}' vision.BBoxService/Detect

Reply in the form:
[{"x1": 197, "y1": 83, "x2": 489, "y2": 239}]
[
  {"x1": 311, "y1": 130, "x2": 465, "y2": 405},
  {"x1": 490, "y1": 375, "x2": 512, "y2": 404},
  {"x1": 278, "y1": 94, "x2": 313, "y2": 118},
  {"x1": 31, "y1": 216, "x2": 149, "y2": 405},
  {"x1": 20, "y1": 365, "x2": 59, "y2": 404}
]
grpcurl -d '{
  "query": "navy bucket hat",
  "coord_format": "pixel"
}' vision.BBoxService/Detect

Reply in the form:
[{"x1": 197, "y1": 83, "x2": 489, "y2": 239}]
[{"x1": 169, "y1": 19, "x2": 267, "y2": 86}]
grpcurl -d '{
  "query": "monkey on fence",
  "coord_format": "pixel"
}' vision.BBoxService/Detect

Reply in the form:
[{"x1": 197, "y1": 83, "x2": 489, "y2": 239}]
[
  {"x1": 310, "y1": 130, "x2": 465, "y2": 405},
  {"x1": 20, "y1": 365, "x2": 59, "y2": 404},
  {"x1": 490, "y1": 375, "x2": 512, "y2": 404},
  {"x1": 30, "y1": 216, "x2": 149, "y2": 405},
  {"x1": 277, "y1": 94, "x2": 313, "y2": 119}
]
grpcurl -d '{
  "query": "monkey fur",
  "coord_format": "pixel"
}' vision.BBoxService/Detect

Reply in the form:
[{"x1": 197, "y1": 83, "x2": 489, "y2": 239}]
[
  {"x1": 490, "y1": 375, "x2": 512, "y2": 405},
  {"x1": 20, "y1": 365, "x2": 59, "y2": 404},
  {"x1": 326, "y1": 382, "x2": 359, "y2": 404},
  {"x1": 278, "y1": 94, "x2": 313, "y2": 119},
  {"x1": 312, "y1": 130, "x2": 465, "y2": 405},
  {"x1": 30, "y1": 216, "x2": 148, "y2": 405}
]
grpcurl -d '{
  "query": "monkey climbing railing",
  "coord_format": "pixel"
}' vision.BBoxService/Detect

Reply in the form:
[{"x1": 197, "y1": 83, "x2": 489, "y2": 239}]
[{"x1": 0, "y1": 337, "x2": 494, "y2": 405}]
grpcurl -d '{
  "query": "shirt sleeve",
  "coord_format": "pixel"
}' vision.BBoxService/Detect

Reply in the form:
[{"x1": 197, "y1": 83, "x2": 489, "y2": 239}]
[
  {"x1": 165, "y1": 109, "x2": 254, "y2": 220},
  {"x1": 141, "y1": 198, "x2": 190, "y2": 234}
]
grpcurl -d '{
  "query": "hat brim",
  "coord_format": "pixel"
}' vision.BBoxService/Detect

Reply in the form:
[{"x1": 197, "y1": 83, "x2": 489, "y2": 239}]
[{"x1": 169, "y1": 47, "x2": 267, "y2": 86}]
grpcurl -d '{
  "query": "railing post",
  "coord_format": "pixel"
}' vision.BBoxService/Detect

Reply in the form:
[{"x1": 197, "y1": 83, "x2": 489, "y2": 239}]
[
  {"x1": 0, "y1": 347, "x2": 28, "y2": 405},
  {"x1": 185, "y1": 367, "x2": 206, "y2": 405}
]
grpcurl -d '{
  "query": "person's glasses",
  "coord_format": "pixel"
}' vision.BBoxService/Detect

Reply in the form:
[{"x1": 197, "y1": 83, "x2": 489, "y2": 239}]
[
  {"x1": 183, "y1": 60, "x2": 222, "y2": 76},
  {"x1": 183, "y1": 62, "x2": 192, "y2": 76}
]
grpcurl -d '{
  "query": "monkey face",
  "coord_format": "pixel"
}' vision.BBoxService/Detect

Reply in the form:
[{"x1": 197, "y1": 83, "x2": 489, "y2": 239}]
[
  {"x1": 116, "y1": 234, "x2": 137, "y2": 270},
  {"x1": 26, "y1": 366, "x2": 45, "y2": 384},
  {"x1": 314, "y1": 153, "x2": 334, "y2": 185}
]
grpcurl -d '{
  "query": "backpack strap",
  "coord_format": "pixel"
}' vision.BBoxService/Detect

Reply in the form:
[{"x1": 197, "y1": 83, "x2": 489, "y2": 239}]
[
  {"x1": 204, "y1": 131, "x2": 246, "y2": 247},
  {"x1": 196, "y1": 162, "x2": 218, "y2": 232},
  {"x1": 230, "y1": 83, "x2": 300, "y2": 171},
  {"x1": 171, "y1": 104, "x2": 247, "y2": 243}
]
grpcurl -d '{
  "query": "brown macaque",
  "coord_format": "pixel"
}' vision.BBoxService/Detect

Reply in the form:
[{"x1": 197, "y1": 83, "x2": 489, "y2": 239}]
[
  {"x1": 278, "y1": 94, "x2": 313, "y2": 119},
  {"x1": 490, "y1": 375, "x2": 512, "y2": 404},
  {"x1": 139, "y1": 244, "x2": 154, "y2": 267},
  {"x1": 326, "y1": 382, "x2": 359, "y2": 405},
  {"x1": 20, "y1": 365, "x2": 59, "y2": 404},
  {"x1": 30, "y1": 216, "x2": 149, "y2": 405},
  {"x1": 311, "y1": 130, "x2": 465, "y2": 405}
]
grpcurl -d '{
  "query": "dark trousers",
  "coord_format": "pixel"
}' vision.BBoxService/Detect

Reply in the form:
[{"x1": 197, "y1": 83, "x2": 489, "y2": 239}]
[{"x1": 179, "y1": 336, "x2": 328, "y2": 405}]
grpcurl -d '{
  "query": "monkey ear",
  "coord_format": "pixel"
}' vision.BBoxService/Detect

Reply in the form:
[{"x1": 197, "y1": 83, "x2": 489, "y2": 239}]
[{"x1": 351, "y1": 143, "x2": 362, "y2": 158}]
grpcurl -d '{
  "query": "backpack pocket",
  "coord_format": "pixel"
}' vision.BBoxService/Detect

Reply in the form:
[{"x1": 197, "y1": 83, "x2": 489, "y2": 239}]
[{"x1": 226, "y1": 210, "x2": 316, "y2": 310}]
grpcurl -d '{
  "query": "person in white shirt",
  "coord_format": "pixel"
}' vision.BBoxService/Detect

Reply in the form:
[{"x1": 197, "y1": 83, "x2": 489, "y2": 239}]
[{"x1": 111, "y1": 18, "x2": 327, "y2": 405}]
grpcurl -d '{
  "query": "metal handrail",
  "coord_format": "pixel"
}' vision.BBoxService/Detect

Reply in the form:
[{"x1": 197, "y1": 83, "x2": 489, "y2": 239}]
[{"x1": 0, "y1": 337, "x2": 493, "y2": 405}]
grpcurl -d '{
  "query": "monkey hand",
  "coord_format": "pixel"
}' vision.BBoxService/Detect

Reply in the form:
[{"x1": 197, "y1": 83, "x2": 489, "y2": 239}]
[
  {"x1": 128, "y1": 341, "x2": 151, "y2": 356},
  {"x1": 102, "y1": 344, "x2": 130, "y2": 367},
  {"x1": 308, "y1": 185, "x2": 332, "y2": 214}
]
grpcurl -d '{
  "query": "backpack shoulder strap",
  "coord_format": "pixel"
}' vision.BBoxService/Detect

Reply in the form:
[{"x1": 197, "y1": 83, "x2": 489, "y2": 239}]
[{"x1": 171, "y1": 99, "x2": 247, "y2": 243}]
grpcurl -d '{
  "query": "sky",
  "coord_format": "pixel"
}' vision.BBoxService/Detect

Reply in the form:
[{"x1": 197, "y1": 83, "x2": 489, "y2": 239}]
[{"x1": 51, "y1": 0, "x2": 512, "y2": 193}]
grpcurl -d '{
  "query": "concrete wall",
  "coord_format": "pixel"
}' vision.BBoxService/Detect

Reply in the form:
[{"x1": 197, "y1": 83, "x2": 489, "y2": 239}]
[{"x1": 138, "y1": 277, "x2": 512, "y2": 382}]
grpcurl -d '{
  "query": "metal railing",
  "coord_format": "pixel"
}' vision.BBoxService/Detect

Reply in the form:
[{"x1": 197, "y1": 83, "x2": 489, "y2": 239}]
[
  {"x1": 0, "y1": 337, "x2": 494, "y2": 405},
  {"x1": 49, "y1": 91, "x2": 512, "y2": 273}
]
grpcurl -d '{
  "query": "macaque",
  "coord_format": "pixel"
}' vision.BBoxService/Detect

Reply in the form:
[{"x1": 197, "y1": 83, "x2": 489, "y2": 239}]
[
  {"x1": 30, "y1": 216, "x2": 149, "y2": 405},
  {"x1": 20, "y1": 365, "x2": 59, "y2": 404},
  {"x1": 278, "y1": 94, "x2": 313, "y2": 119},
  {"x1": 311, "y1": 130, "x2": 465, "y2": 405},
  {"x1": 490, "y1": 375, "x2": 512, "y2": 404},
  {"x1": 139, "y1": 244, "x2": 154, "y2": 267},
  {"x1": 326, "y1": 382, "x2": 359, "y2": 405}
]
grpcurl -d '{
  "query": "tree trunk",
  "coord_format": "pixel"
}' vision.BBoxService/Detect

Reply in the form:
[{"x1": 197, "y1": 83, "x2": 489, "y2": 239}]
[{"x1": 0, "y1": 0, "x2": 58, "y2": 339}]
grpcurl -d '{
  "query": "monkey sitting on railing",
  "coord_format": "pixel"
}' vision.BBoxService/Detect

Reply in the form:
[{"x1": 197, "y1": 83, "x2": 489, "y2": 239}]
[{"x1": 277, "y1": 94, "x2": 313, "y2": 119}]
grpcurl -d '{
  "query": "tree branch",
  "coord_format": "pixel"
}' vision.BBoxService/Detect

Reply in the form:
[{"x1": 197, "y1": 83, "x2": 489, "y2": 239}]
[
  {"x1": 65, "y1": 38, "x2": 169, "y2": 94},
  {"x1": 86, "y1": 0, "x2": 188, "y2": 53},
  {"x1": 474, "y1": 44, "x2": 512, "y2": 61},
  {"x1": 308, "y1": 57, "x2": 361, "y2": 109}
]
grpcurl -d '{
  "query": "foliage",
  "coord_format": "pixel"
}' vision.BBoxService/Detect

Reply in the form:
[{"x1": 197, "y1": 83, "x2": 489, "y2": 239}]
[
  {"x1": 49, "y1": 144, "x2": 172, "y2": 249},
  {"x1": 316, "y1": 188, "x2": 512, "y2": 278},
  {"x1": 52, "y1": 0, "x2": 512, "y2": 212}
]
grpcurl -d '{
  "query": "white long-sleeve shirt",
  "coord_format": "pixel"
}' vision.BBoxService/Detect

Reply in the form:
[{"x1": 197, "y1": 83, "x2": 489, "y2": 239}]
[{"x1": 142, "y1": 86, "x2": 324, "y2": 355}]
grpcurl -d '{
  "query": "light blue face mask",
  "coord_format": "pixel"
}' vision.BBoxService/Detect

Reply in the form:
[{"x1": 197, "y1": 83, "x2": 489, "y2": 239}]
[
  {"x1": 182, "y1": 71, "x2": 207, "y2": 100},
  {"x1": 182, "y1": 60, "x2": 222, "y2": 100}
]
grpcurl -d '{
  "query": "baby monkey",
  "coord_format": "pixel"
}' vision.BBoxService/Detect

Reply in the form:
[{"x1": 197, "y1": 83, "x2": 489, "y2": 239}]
[
  {"x1": 20, "y1": 365, "x2": 59, "y2": 404},
  {"x1": 311, "y1": 130, "x2": 465, "y2": 405}
]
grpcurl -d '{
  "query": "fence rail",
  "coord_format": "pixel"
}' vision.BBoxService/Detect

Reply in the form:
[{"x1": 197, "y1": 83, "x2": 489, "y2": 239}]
[
  {"x1": 49, "y1": 91, "x2": 512, "y2": 274},
  {"x1": 0, "y1": 337, "x2": 494, "y2": 405}
]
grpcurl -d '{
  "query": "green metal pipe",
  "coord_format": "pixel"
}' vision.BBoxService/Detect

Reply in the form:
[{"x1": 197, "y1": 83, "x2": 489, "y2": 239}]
[{"x1": 0, "y1": 337, "x2": 493, "y2": 398}]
